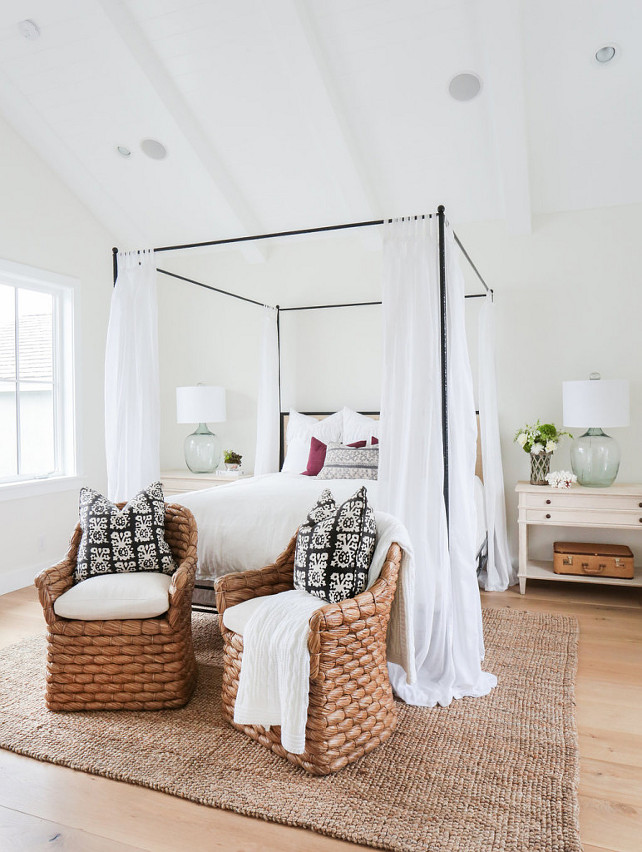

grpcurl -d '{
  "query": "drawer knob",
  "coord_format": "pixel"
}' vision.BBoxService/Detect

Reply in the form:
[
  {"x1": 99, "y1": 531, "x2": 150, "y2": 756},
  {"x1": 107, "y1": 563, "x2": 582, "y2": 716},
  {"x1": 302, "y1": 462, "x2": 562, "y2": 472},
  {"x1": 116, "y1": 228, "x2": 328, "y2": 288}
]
[
  {"x1": 546, "y1": 499, "x2": 551, "y2": 505},
  {"x1": 545, "y1": 513, "x2": 551, "y2": 519},
  {"x1": 639, "y1": 502, "x2": 642, "y2": 508}
]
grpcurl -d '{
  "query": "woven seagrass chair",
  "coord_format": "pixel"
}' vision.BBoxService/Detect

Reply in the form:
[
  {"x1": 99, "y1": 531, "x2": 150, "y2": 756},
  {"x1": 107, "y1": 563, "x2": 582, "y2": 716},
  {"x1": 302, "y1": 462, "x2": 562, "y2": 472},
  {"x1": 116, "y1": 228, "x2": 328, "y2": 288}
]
[
  {"x1": 215, "y1": 534, "x2": 402, "y2": 775},
  {"x1": 34, "y1": 503, "x2": 198, "y2": 712}
]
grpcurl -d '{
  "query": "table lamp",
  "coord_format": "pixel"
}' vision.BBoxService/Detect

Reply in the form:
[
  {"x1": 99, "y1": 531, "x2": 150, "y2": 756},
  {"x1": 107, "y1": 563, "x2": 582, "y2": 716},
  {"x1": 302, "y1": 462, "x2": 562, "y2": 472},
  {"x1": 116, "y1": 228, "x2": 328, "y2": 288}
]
[
  {"x1": 176, "y1": 385, "x2": 226, "y2": 473},
  {"x1": 562, "y1": 373, "x2": 629, "y2": 487}
]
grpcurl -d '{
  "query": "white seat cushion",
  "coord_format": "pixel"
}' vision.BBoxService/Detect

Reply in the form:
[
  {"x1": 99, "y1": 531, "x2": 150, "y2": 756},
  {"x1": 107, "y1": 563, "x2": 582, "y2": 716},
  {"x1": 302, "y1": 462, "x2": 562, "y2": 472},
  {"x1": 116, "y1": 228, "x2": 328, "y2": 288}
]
[
  {"x1": 54, "y1": 572, "x2": 172, "y2": 621},
  {"x1": 222, "y1": 595, "x2": 271, "y2": 636}
]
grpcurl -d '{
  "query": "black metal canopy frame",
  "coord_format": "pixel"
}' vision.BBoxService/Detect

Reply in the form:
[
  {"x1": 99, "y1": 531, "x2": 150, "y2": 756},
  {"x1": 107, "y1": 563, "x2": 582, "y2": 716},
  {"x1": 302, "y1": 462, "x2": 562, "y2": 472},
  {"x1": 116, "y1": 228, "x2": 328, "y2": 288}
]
[{"x1": 111, "y1": 205, "x2": 493, "y2": 531}]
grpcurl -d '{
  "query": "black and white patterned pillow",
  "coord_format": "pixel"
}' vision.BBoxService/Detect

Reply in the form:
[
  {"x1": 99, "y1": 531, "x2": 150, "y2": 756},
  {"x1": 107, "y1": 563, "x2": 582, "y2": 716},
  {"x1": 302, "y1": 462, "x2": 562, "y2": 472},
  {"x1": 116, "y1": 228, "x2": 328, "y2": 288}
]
[
  {"x1": 75, "y1": 482, "x2": 176, "y2": 583},
  {"x1": 317, "y1": 443, "x2": 379, "y2": 480},
  {"x1": 293, "y1": 487, "x2": 376, "y2": 603}
]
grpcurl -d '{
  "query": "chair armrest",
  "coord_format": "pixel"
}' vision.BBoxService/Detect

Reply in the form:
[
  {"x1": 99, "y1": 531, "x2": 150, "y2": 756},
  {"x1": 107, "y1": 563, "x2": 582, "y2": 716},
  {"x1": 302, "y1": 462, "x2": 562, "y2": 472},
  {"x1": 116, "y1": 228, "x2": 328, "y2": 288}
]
[
  {"x1": 167, "y1": 555, "x2": 197, "y2": 628},
  {"x1": 215, "y1": 533, "x2": 297, "y2": 624},
  {"x1": 34, "y1": 525, "x2": 83, "y2": 626},
  {"x1": 307, "y1": 542, "x2": 401, "y2": 680}
]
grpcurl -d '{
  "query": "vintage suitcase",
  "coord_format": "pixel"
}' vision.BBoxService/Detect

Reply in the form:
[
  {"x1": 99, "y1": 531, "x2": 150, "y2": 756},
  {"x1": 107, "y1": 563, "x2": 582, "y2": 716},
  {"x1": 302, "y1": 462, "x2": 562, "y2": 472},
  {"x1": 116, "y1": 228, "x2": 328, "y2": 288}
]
[{"x1": 553, "y1": 541, "x2": 634, "y2": 579}]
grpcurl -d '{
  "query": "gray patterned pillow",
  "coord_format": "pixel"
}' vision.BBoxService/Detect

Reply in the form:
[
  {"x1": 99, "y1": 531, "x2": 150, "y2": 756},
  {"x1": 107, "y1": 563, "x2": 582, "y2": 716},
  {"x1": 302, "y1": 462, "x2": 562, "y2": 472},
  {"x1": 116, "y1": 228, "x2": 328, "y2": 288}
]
[
  {"x1": 293, "y1": 487, "x2": 376, "y2": 603},
  {"x1": 75, "y1": 482, "x2": 175, "y2": 583},
  {"x1": 317, "y1": 442, "x2": 379, "y2": 480}
]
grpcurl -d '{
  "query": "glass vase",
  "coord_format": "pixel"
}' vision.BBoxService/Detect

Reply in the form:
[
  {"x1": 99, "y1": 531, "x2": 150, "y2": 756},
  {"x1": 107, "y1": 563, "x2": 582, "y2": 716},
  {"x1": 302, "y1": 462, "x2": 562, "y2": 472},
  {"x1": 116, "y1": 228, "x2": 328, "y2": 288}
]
[
  {"x1": 570, "y1": 428, "x2": 620, "y2": 487},
  {"x1": 184, "y1": 423, "x2": 221, "y2": 473},
  {"x1": 530, "y1": 452, "x2": 552, "y2": 486}
]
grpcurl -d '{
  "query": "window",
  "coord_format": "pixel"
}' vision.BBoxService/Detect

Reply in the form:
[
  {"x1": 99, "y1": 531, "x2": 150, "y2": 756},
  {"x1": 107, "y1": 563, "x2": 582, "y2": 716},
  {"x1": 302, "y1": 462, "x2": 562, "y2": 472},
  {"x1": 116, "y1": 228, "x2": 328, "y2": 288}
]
[{"x1": 0, "y1": 259, "x2": 76, "y2": 484}]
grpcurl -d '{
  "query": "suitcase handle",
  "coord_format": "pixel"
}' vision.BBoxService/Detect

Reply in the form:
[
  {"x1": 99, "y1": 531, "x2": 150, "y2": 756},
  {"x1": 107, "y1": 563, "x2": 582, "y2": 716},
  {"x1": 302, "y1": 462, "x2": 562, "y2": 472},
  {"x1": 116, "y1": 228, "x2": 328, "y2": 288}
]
[{"x1": 582, "y1": 561, "x2": 605, "y2": 575}]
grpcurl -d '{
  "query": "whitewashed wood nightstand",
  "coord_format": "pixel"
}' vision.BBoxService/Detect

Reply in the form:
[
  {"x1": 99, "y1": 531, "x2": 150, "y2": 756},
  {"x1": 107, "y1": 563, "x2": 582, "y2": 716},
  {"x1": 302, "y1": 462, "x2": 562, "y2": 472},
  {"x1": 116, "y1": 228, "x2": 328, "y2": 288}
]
[
  {"x1": 515, "y1": 481, "x2": 642, "y2": 594},
  {"x1": 161, "y1": 469, "x2": 253, "y2": 497}
]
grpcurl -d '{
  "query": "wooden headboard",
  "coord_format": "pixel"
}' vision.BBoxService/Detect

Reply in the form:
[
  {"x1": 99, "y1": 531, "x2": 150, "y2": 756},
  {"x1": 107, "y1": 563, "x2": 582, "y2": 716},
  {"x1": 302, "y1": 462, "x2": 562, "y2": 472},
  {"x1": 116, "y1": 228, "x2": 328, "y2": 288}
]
[{"x1": 279, "y1": 411, "x2": 483, "y2": 480}]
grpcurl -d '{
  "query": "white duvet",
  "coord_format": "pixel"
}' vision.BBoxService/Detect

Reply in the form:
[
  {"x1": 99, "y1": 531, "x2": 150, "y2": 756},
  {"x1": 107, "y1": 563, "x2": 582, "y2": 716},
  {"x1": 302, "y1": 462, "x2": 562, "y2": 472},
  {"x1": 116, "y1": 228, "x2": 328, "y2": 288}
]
[
  {"x1": 173, "y1": 472, "x2": 486, "y2": 582},
  {"x1": 174, "y1": 473, "x2": 380, "y2": 581}
]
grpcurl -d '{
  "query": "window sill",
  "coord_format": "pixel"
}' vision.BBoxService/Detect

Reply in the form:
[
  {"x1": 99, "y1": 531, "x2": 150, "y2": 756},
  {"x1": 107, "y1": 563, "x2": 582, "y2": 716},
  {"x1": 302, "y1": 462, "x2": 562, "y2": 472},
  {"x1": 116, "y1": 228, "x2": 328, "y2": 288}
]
[{"x1": 0, "y1": 475, "x2": 84, "y2": 503}]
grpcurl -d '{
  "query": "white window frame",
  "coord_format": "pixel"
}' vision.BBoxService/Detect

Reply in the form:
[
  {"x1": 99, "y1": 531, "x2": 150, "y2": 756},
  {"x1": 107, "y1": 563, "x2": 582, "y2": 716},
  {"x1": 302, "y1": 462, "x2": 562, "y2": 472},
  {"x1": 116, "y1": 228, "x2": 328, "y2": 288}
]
[{"x1": 0, "y1": 257, "x2": 80, "y2": 498}]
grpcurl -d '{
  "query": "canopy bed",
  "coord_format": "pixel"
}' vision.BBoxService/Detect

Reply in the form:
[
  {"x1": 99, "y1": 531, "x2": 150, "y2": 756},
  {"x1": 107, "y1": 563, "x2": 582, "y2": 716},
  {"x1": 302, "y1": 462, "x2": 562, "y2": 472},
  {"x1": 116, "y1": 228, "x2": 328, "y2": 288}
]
[{"x1": 106, "y1": 205, "x2": 514, "y2": 708}]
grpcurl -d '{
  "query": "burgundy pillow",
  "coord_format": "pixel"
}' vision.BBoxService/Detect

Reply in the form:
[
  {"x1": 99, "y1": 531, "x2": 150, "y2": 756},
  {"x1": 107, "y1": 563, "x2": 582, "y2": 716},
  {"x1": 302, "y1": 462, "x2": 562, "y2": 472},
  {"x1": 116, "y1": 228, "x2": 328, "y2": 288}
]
[
  {"x1": 302, "y1": 437, "x2": 367, "y2": 476},
  {"x1": 302, "y1": 436, "x2": 327, "y2": 476},
  {"x1": 371, "y1": 436, "x2": 379, "y2": 445}
]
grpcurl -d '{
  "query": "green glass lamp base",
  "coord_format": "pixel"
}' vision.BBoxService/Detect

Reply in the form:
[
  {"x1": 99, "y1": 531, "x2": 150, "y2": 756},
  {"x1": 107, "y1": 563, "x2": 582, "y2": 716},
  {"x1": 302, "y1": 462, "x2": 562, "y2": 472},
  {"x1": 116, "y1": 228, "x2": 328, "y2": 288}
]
[
  {"x1": 570, "y1": 428, "x2": 620, "y2": 488},
  {"x1": 184, "y1": 423, "x2": 221, "y2": 473}
]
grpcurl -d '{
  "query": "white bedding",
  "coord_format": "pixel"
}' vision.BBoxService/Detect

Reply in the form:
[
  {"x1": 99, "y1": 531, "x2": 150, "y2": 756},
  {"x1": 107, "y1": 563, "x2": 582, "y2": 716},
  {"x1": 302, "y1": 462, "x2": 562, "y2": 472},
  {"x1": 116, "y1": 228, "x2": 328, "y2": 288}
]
[
  {"x1": 174, "y1": 473, "x2": 379, "y2": 581},
  {"x1": 173, "y1": 472, "x2": 486, "y2": 582}
]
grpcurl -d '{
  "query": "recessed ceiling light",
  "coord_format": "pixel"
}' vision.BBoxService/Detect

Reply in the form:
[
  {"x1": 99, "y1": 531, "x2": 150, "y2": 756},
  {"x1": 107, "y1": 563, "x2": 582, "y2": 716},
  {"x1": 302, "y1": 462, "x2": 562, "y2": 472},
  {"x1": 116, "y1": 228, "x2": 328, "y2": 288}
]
[
  {"x1": 595, "y1": 45, "x2": 616, "y2": 63},
  {"x1": 141, "y1": 139, "x2": 167, "y2": 160},
  {"x1": 116, "y1": 146, "x2": 131, "y2": 158},
  {"x1": 17, "y1": 19, "x2": 40, "y2": 40},
  {"x1": 448, "y1": 72, "x2": 482, "y2": 102}
]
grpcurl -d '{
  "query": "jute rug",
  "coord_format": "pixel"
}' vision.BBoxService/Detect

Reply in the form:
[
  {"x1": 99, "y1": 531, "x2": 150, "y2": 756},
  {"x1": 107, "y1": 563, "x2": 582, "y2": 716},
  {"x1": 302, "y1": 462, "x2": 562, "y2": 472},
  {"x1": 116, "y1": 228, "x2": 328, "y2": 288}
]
[{"x1": 0, "y1": 608, "x2": 580, "y2": 852}]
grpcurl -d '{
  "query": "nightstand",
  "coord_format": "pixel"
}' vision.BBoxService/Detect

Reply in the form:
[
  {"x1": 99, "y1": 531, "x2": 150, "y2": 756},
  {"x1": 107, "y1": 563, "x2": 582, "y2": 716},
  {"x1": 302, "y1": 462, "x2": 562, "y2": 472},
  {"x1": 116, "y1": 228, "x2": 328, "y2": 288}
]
[
  {"x1": 516, "y1": 481, "x2": 642, "y2": 594},
  {"x1": 161, "y1": 469, "x2": 253, "y2": 497}
]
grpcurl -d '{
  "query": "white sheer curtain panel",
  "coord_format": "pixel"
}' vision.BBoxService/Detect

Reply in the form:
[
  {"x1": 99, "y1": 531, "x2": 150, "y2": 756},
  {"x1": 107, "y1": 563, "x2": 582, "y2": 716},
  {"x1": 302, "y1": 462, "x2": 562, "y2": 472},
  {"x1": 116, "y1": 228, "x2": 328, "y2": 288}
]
[
  {"x1": 478, "y1": 295, "x2": 515, "y2": 590},
  {"x1": 254, "y1": 307, "x2": 280, "y2": 475},
  {"x1": 380, "y1": 217, "x2": 496, "y2": 707},
  {"x1": 105, "y1": 250, "x2": 160, "y2": 502}
]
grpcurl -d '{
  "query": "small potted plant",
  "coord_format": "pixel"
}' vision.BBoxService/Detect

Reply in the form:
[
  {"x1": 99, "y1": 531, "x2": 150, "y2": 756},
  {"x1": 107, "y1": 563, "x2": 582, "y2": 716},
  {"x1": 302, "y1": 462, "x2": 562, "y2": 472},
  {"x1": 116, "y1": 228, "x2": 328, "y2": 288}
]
[
  {"x1": 514, "y1": 421, "x2": 572, "y2": 485},
  {"x1": 223, "y1": 450, "x2": 243, "y2": 472}
]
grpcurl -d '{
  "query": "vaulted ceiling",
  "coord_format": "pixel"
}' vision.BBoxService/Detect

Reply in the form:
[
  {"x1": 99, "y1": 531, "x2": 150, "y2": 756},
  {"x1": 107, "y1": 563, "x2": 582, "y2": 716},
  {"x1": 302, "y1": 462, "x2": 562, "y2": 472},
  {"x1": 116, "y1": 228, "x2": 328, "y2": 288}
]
[{"x1": 0, "y1": 0, "x2": 640, "y2": 253}]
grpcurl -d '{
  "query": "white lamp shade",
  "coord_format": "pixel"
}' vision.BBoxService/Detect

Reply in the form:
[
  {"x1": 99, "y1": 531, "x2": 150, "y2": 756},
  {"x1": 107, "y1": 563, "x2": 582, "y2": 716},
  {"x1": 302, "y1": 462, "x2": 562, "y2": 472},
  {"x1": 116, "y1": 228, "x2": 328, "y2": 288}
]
[
  {"x1": 176, "y1": 386, "x2": 226, "y2": 424},
  {"x1": 563, "y1": 379, "x2": 629, "y2": 428}
]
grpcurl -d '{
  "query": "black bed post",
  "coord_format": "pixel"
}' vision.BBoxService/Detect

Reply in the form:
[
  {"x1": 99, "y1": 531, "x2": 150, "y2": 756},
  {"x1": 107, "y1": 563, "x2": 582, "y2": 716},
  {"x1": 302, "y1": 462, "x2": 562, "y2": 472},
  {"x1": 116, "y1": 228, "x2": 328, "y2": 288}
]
[
  {"x1": 112, "y1": 247, "x2": 118, "y2": 287},
  {"x1": 437, "y1": 205, "x2": 449, "y2": 535},
  {"x1": 276, "y1": 303, "x2": 282, "y2": 412}
]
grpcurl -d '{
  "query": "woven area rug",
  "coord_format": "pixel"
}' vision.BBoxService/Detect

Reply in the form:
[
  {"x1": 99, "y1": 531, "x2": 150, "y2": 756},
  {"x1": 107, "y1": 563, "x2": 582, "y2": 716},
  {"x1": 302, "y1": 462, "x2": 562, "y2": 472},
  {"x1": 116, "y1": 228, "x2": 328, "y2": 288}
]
[{"x1": 0, "y1": 608, "x2": 580, "y2": 852}]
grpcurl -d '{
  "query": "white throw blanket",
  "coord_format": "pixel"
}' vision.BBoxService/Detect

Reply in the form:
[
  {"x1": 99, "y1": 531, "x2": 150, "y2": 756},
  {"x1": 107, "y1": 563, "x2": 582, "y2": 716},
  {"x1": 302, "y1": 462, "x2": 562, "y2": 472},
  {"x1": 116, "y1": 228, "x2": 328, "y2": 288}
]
[
  {"x1": 226, "y1": 511, "x2": 415, "y2": 754},
  {"x1": 232, "y1": 589, "x2": 325, "y2": 754}
]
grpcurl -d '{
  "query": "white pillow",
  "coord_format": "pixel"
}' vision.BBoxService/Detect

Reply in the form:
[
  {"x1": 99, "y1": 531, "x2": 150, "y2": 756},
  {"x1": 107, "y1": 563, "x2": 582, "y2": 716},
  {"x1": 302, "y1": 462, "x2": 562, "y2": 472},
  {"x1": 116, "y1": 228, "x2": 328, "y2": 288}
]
[
  {"x1": 281, "y1": 410, "x2": 343, "y2": 473},
  {"x1": 342, "y1": 407, "x2": 380, "y2": 445},
  {"x1": 54, "y1": 573, "x2": 172, "y2": 621}
]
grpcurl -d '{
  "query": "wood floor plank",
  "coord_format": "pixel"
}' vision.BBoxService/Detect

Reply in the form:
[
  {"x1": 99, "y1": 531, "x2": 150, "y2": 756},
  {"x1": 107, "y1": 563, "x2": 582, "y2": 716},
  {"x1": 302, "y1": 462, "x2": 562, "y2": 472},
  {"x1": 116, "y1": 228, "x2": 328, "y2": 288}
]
[
  {"x1": 0, "y1": 804, "x2": 144, "y2": 852},
  {"x1": 0, "y1": 751, "x2": 360, "y2": 852},
  {"x1": 580, "y1": 758, "x2": 642, "y2": 809},
  {"x1": 579, "y1": 794, "x2": 642, "y2": 852}
]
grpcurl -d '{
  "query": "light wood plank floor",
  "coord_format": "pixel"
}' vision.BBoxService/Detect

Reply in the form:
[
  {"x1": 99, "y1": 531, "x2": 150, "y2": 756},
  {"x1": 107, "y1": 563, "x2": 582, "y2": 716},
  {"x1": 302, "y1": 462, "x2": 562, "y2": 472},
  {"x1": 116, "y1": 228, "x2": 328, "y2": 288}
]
[{"x1": 1, "y1": 582, "x2": 640, "y2": 852}]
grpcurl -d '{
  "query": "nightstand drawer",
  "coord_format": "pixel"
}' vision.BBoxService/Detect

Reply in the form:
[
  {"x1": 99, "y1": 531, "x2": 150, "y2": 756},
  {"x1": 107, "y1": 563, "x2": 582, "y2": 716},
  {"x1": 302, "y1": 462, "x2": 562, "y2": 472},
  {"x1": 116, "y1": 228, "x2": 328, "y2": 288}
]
[
  {"x1": 521, "y1": 492, "x2": 642, "y2": 512},
  {"x1": 524, "y1": 508, "x2": 642, "y2": 526}
]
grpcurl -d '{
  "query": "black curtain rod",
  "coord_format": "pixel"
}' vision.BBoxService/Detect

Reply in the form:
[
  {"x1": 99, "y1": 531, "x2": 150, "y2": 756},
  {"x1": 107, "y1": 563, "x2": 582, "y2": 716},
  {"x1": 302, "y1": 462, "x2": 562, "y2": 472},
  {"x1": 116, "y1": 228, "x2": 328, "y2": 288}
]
[
  {"x1": 281, "y1": 300, "x2": 382, "y2": 312},
  {"x1": 453, "y1": 233, "x2": 492, "y2": 295},
  {"x1": 152, "y1": 215, "x2": 434, "y2": 254},
  {"x1": 156, "y1": 268, "x2": 268, "y2": 307}
]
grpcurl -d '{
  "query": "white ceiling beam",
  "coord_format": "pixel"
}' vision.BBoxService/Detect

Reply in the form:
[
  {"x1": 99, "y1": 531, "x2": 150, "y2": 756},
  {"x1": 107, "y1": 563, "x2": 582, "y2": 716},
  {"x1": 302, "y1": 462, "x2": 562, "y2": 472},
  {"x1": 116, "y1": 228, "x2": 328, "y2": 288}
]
[
  {"x1": 477, "y1": 0, "x2": 532, "y2": 234},
  {"x1": 0, "y1": 65, "x2": 150, "y2": 250},
  {"x1": 259, "y1": 0, "x2": 382, "y2": 250},
  {"x1": 98, "y1": 0, "x2": 267, "y2": 263}
]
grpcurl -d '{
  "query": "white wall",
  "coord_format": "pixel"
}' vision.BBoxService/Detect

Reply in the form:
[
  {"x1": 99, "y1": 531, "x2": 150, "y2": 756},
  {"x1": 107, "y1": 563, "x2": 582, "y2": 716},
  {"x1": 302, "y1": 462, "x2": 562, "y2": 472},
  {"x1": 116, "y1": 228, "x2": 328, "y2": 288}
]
[
  {"x1": 0, "y1": 114, "x2": 114, "y2": 593},
  {"x1": 158, "y1": 203, "x2": 642, "y2": 568}
]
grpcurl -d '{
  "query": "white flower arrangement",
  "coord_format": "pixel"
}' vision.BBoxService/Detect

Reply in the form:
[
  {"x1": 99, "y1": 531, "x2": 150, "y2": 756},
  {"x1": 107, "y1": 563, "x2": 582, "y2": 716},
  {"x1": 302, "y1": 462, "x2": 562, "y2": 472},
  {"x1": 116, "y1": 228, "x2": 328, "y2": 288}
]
[
  {"x1": 514, "y1": 420, "x2": 571, "y2": 455},
  {"x1": 546, "y1": 470, "x2": 577, "y2": 489}
]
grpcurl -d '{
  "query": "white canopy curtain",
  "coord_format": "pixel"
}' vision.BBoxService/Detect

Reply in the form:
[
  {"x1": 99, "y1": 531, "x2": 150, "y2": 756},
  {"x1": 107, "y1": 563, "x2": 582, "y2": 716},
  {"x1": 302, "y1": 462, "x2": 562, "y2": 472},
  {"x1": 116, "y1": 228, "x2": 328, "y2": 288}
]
[
  {"x1": 254, "y1": 306, "x2": 280, "y2": 475},
  {"x1": 478, "y1": 295, "x2": 515, "y2": 590},
  {"x1": 380, "y1": 217, "x2": 496, "y2": 707},
  {"x1": 105, "y1": 249, "x2": 160, "y2": 502}
]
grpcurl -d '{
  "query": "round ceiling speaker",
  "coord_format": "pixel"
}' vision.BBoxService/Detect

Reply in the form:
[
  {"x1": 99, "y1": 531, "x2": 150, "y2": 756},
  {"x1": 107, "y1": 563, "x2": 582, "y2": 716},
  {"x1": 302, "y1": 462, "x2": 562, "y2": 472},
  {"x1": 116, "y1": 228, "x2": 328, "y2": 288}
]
[
  {"x1": 18, "y1": 19, "x2": 40, "y2": 40},
  {"x1": 595, "y1": 45, "x2": 616, "y2": 63},
  {"x1": 448, "y1": 72, "x2": 482, "y2": 102},
  {"x1": 141, "y1": 139, "x2": 168, "y2": 160}
]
